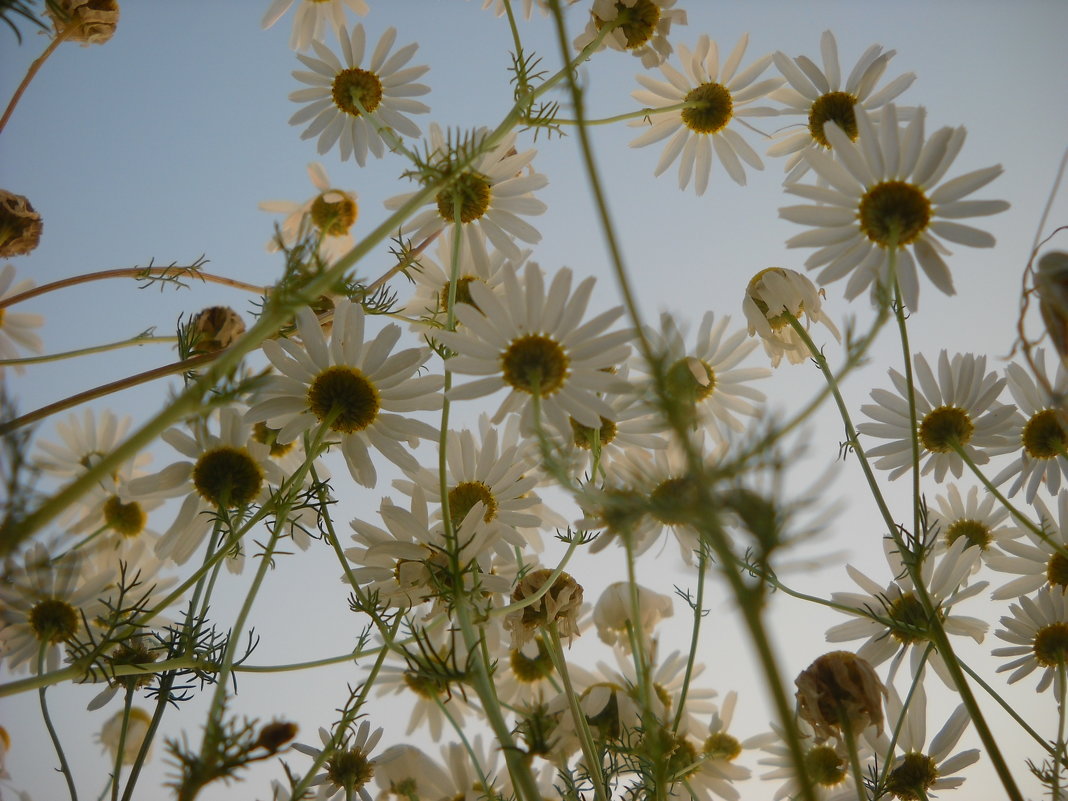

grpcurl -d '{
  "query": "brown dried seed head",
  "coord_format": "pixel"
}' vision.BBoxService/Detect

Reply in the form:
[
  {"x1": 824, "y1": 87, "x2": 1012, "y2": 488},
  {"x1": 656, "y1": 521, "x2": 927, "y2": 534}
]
[
  {"x1": 795, "y1": 650, "x2": 886, "y2": 741},
  {"x1": 0, "y1": 190, "x2": 43, "y2": 258},
  {"x1": 190, "y1": 306, "x2": 245, "y2": 354},
  {"x1": 49, "y1": 0, "x2": 120, "y2": 45}
]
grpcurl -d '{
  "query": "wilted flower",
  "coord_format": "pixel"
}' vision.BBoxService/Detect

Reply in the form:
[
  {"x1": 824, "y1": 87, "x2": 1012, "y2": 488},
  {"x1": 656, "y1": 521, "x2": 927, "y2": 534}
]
[
  {"x1": 505, "y1": 568, "x2": 584, "y2": 649},
  {"x1": 98, "y1": 707, "x2": 152, "y2": 765},
  {"x1": 188, "y1": 306, "x2": 245, "y2": 355},
  {"x1": 794, "y1": 650, "x2": 885, "y2": 740},
  {"x1": 743, "y1": 266, "x2": 840, "y2": 367},
  {"x1": 0, "y1": 191, "x2": 42, "y2": 258},
  {"x1": 48, "y1": 0, "x2": 120, "y2": 45},
  {"x1": 593, "y1": 581, "x2": 673, "y2": 651}
]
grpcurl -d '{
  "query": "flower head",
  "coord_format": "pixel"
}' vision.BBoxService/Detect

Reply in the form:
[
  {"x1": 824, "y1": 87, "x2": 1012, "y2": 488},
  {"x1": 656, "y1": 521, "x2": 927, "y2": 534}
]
[
  {"x1": 987, "y1": 489, "x2": 1068, "y2": 599},
  {"x1": 994, "y1": 588, "x2": 1068, "y2": 695},
  {"x1": 98, "y1": 707, "x2": 152, "y2": 765},
  {"x1": 292, "y1": 721, "x2": 382, "y2": 800},
  {"x1": 259, "y1": 162, "x2": 359, "y2": 264},
  {"x1": 928, "y1": 483, "x2": 1019, "y2": 567},
  {"x1": 0, "y1": 264, "x2": 43, "y2": 371},
  {"x1": 262, "y1": 0, "x2": 369, "y2": 52},
  {"x1": 742, "y1": 267, "x2": 839, "y2": 367},
  {"x1": 289, "y1": 25, "x2": 429, "y2": 164},
  {"x1": 629, "y1": 33, "x2": 782, "y2": 194},
  {"x1": 794, "y1": 650, "x2": 885, "y2": 740},
  {"x1": 48, "y1": 0, "x2": 119, "y2": 45},
  {"x1": 573, "y1": 0, "x2": 687, "y2": 68},
  {"x1": 504, "y1": 568, "x2": 584, "y2": 650},
  {"x1": 593, "y1": 581, "x2": 673, "y2": 652},
  {"x1": 0, "y1": 191, "x2": 42, "y2": 258},
  {"x1": 780, "y1": 104, "x2": 1009, "y2": 310}
]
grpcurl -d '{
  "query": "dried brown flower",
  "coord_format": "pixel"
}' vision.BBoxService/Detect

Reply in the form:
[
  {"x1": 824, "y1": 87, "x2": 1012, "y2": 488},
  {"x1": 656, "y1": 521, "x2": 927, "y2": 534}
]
[
  {"x1": 505, "y1": 568, "x2": 584, "y2": 649},
  {"x1": 795, "y1": 650, "x2": 885, "y2": 741},
  {"x1": 49, "y1": 0, "x2": 120, "y2": 45},
  {"x1": 189, "y1": 306, "x2": 245, "y2": 355},
  {"x1": 0, "y1": 190, "x2": 43, "y2": 258}
]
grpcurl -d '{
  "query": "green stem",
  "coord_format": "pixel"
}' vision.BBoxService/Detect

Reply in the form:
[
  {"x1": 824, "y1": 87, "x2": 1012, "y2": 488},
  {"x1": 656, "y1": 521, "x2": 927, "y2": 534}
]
[
  {"x1": 110, "y1": 686, "x2": 135, "y2": 801},
  {"x1": 546, "y1": 100, "x2": 700, "y2": 127},
  {"x1": 0, "y1": 335, "x2": 177, "y2": 367},
  {"x1": 119, "y1": 672, "x2": 174, "y2": 801},
  {"x1": 671, "y1": 546, "x2": 706, "y2": 733},
  {"x1": 38, "y1": 643, "x2": 78, "y2": 801}
]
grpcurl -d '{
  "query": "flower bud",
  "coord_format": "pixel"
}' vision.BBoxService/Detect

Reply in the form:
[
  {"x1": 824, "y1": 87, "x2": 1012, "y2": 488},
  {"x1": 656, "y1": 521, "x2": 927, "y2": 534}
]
[
  {"x1": 48, "y1": 0, "x2": 120, "y2": 45},
  {"x1": 189, "y1": 306, "x2": 245, "y2": 355},
  {"x1": 795, "y1": 650, "x2": 885, "y2": 741},
  {"x1": 256, "y1": 720, "x2": 298, "y2": 753},
  {"x1": 0, "y1": 190, "x2": 43, "y2": 258}
]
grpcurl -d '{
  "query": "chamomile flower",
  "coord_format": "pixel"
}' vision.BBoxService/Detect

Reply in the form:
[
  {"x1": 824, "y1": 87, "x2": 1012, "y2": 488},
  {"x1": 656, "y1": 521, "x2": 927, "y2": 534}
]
[
  {"x1": 769, "y1": 30, "x2": 916, "y2": 183},
  {"x1": 384, "y1": 126, "x2": 548, "y2": 260},
  {"x1": 780, "y1": 103, "x2": 1010, "y2": 311},
  {"x1": 375, "y1": 744, "x2": 453, "y2": 801},
  {"x1": 928, "y1": 483, "x2": 1018, "y2": 566},
  {"x1": 98, "y1": 707, "x2": 153, "y2": 765},
  {"x1": 477, "y1": 0, "x2": 574, "y2": 20},
  {"x1": 742, "y1": 267, "x2": 840, "y2": 368},
  {"x1": 825, "y1": 537, "x2": 987, "y2": 687},
  {"x1": 593, "y1": 581, "x2": 674, "y2": 652},
  {"x1": 437, "y1": 262, "x2": 633, "y2": 435},
  {"x1": 987, "y1": 490, "x2": 1068, "y2": 600},
  {"x1": 289, "y1": 25, "x2": 429, "y2": 164},
  {"x1": 637, "y1": 310, "x2": 770, "y2": 436},
  {"x1": 573, "y1": 0, "x2": 687, "y2": 68},
  {"x1": 0, "y1": 264, "x2": 43, "y2": 371},
  {"x1": 292, "y1": 721, "x2": 382, "y2": 800},
  {"x1": 262, "y1": 0, "x2": 369, "y2": 52},
  {"x1": 876, "y1": 684, "x2": 979, "y2": 800},
  {"x1": 35, "y1": 408, "x2": 134, "y2": 480},
  {"x1": 992, "y1": 350, "x2": 1068, "y2": 502},
  {"x1": 759, "y1": 719, "x2": 870, "y2": 801},
  {"x1": 259, "y1": 162, "x2": 358, "y2": 264},
  {"x1": 245, "y1": 299, "x2": 442, "y2": 487},
  {"x1": 857, "y1": 351, "x2": 1016, "y2": 483},
  {"x1": 629, "y1": 34, "x2": 782, "y2": 194},
  {"x1": 994, "y1": 588, "x2": 1068, "y2": 694}
]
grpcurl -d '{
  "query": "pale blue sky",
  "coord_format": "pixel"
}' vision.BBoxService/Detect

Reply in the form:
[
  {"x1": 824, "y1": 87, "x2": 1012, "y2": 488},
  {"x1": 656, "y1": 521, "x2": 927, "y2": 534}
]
[{"x1": 2, "y1": 2, "x2": 1067, "y2": 799}]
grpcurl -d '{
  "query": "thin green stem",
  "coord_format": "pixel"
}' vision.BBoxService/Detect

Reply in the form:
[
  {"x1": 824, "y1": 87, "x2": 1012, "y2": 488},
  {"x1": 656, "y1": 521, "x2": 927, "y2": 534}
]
[
  {"x1": 110, "y1": 686, "x2": 135, "y2": 801},
  {"x1": 547, "y1": 100, "x2": 700, "y2": 127},
  {"x1": 956, "y1": 660, "x2": 1050, "y2": 753},
  {"x1": 0, "y1": 27, "x2": 68, "y2": 136},
  {"x1": 38, "y1": 643, "x2": 78, "y2": 801},
  {"x1": 671, "y1": 546, "x2": 706, "y2": 733},
  {"x1": 0, "y1": 335, "x2": 177, "y2": 367},
  {"x1": 119, "y1": 672, "x2": 174, "y2": 801}
]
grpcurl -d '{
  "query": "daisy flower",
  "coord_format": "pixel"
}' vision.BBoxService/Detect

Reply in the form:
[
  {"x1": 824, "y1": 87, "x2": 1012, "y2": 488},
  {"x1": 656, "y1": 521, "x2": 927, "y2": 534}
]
[
  {"x1": 992, "y1": 350, "x2": 1068, "y2": 502},
  {"x1": 857, "y1": 350, "x2": 1015, "y2": 483},
  {"x1": 262, "y1": 0, "x2": 369, "y2": 52},
  {"x1": 875, "y1": 684, "x2": 980, "y2": 800},
  {"x1": 987, "y1": 489, "x2": 1068, "y2": 600},
  {"x1": 384, "y1": 126, "x2": 548, "y2": 261},
  {"x1": 477, "y1": 0, "x2": 575, "y2": 20},
  {"x1": 780, "y1": 103, "x2": 1010, "y2": 311},
  {"x1": 742, "y1": 267, "x2": 840, "y2": 368},
  {"x1": 0, "y1": 264, "x2": 43, "y2": 371},
  {"x1": 928, "y1": 483, "x2": 1019, "y2": 567},
  {"x1": 637, "y1": 310, "x2": 770, "y2": 436},
  {"x1": 125, "y1": 408, "x2": 285, "y2": 567},
  {"x1": 628, "y1": 33, "x2": 782, "y2": 194},
  {"x1": 289, "y1": 25, "x2": 429, "y2": 165},
  {"x1": 593, "y1": 581, "x2": 674, "y2": 652},
  {"x1": 573, "y1": 0, "x2": 687, "y2": 68},
  {"x1": 759, "y1": 719, "x2": 871, "y2": 801},
  {"x1": 245, "y1": 299, "x2": 442, "y2": 487},
  {"x1": 374, "y1": 744, "x2": 453, "y2": 801},
  {"x1": 259, "y1": 162, "x2": 359, "y2": 265},
  {"x1": 292, "y1": 721, "x2": 382, "y2": 800},
  {"x1": 0, "y1": 545, "x2": 110, "y2": 672},
  {"x1": 825, "y1": 537, "x2": 987, "y2": 687},
  {"x1": 436, "y1": 262, "x2": 633, "y2": 435},
  {"x1": 577, "y1": 445, "x2": 660, "y2": 555},
  {"x1": 98, "y1": 707, "x2": 153, "y2": 765},
  {"x1": 768, "y1": 30, "x2": 916, "y2": 183},
  {"x1": 994, "y1": 588, "x2": 1068, "y2": 694}
]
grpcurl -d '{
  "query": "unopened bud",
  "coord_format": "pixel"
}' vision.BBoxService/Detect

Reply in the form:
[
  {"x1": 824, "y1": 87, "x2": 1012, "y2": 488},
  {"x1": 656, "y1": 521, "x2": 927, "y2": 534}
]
[
  {"x1": 256, "y1": 720, "x2": 298, "y2": 753},
  {"x1": 189, "y1": 306, "x2": 245, "y2": 355}
]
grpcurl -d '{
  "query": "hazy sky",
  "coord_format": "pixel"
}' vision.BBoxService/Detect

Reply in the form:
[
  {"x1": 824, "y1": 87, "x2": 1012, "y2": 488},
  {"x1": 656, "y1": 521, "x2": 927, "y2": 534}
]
[{"x1": 2, "y1": 2, "x2": 1067, "y2": 799}]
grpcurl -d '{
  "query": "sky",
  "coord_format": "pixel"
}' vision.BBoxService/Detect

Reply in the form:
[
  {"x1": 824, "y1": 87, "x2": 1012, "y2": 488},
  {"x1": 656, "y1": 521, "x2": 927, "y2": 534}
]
[{"x1": 2, "y1": 1, "x2": 1068, "y2": 799}]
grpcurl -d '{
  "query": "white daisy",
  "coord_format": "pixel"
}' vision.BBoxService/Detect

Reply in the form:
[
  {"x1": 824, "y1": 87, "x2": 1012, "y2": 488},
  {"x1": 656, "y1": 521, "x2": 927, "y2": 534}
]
[
  {"x1": 436, "y1": 262, "x2": 633, "y2": 435},
  {"x1": 245, "y1": 299, "x2": 442, "y2": 487},
  {"x1": 289, "y1": 24, "x2": 429, "y2": 164},
  {"x1": 628, "y1": 33, "x2": 782, "y2": 194},
  {"x1": 125, "y1": 408, "x2": 286, "y2": 567},
  {"x1": 993, "y1": 588, "x2": 1068, "y2": 695},
  {"x1": 742, "y1": 266, "x2": 840, "y2": 368},
  {"x1": 292, "y1": 721, "x2": 382, "y2": 800},
  {"x1": 928, "y1": 483, "x2": 1019, "y2": 567},
  {"x1": 0, "y1": 263, "x2": 43, "y2": 371},
  {"x1": 573, "y1": 0, "x2": 687, "y2": 68},
  {"x1": 987, "y1": 490, "x2": 1068, "y2": 600},
  {"x1": 374, "y1": 744, "x2": 453, "y2": 801},
  {"x1": 259, "y1": 162, "x2": 359, "y2": 265},
  {"x1": 262, "y1": 0, "x2": 369, "y2": 52},
  {"x1": 384, "y1": 126, "x2": 548, "y2": 261},
  {"x1": 593, "y1": 581, "x2": 674, "y2": 652},
  {"x1": 768, "y1": 30, "x2": 916, "y2": 183},
  {"x1": 825, "y1": 537, "x2": 988, "y2": 687},
  {"x1": 759, "y1": 719, "x2": 870, "y2": 801},
  {"x1": 857, "y1": 350, "x2": 1016, "y2": 483},
  {"x1": 875, "y1": 684, "x2": 980, "y2": 800},
  {"x1": 494, "y1": 634, "x2": 560, "y2": 708},
  {"x1": 477, "y1": 0, "x2": 573, "y2": 20},
  {"x1": 992, "y1": 350, "x2": 1068, "y2": 502},
  {"x1": 780, "y1": 103, "x2": 1010, "y2": 311},
  {"x1": 637, "y1": 310, "x2": 770, "y2": 437},
  {"x1": 98, "y1": 706, "x2": 153, "y2": 765}
]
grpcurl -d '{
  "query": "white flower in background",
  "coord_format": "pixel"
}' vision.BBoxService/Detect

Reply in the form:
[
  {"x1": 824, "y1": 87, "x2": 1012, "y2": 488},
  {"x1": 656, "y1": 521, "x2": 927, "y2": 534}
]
[
  {"x1": 768, "y1": 30, "x2": 916, "y2": 183},
  {"x1": 262, "y1": 0, "x2": 369, "y2": 52},
  {"x1": 573, "y1": 0, "x2": 687, "y2": 68},
  {"x1": 742, "y1": 266, "x2": 840, "y2": 367},
  {"x1": 374, "y1": 744, "x2": 453, "y2": 801},
  {"x1": 289, "y1": 25, "x2": 429, "y2": 164},
  {"x1": 759, "y1": 718, "x2": 870, "y2": 801},
  {"x1": 593, "y1": 581, "x2": 674, "y2": 651},
  {"x1": 994, "y1": 588, "x2": 1068, "y2": 695},
  {"x1": 0, "y1": 263, "x2": 43, "y2": 371},
  {"x1": 987, "y1": 490, "x2": 1068, "y2": 600},
  {"x1": 928, "y1": 483, "x2": 1019, "y2": 568},
  {"x1": 857, "y1": 351, "x2": 1015, "y2": 483},
  {"x1": 629, "y1": 33, "x2": 781, "y2": 194},
  {"x1": 780, "y1": 104, "x2": 1009, "y2": 311},
  {"x1": 477, "y1": 0, "x2": 575, "y2": 19},
  {"x1": 259, "y1": 162, "x2": 358, "y2": 264},
  {"x1": 825, "y1": 537, "x2": 987, "y2": 687},
  {"x1": 992, "y1": 350, "x2": 1068, "y2": 502},
  {"x1": 246, "y1": 299, "x2": 442, "y2": 487},
  {"x1": 638, "y1": 310, "x2": 770, "y2": 436},
  {"x1": 385, "y1": 126, "x2": 547, "y2": 260},
  {"x1": 0, "y1": 545, "x2": 110, "y2": 673},
  {"x1": 437, "y1": 262, "x2": 633, "y2": 435},
  {"x1": 98, "y1": 707, "x2": 153, "y2": 765},
  {"x1": 292, "y1": 721, "x2": 381, "y2": 800}
]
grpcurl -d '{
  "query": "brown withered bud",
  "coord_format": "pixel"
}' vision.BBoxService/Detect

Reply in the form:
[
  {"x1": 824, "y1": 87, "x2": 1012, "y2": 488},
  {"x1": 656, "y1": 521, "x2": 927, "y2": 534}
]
[
  {"x1": 505, "y1": 568, "x2": 584, "y2": 650},
  {"x1": 255, "y1": 720, "x2": 298, "y2": 753},
  {"x1": 0, "y1": 190, "x2": 43, "y2": 258},
  {"x1": 795, "y1": 650, "x2": 886, "y2": 741},
  {"x1": 48, "y1": 0, "x2": 120, "y2": 45},
  {"x1": 189, "y1": 306, "x2": 245, "y2": 355}
]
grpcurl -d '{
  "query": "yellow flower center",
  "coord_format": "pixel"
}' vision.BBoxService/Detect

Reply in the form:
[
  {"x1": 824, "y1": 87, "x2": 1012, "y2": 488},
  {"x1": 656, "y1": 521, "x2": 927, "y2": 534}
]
[
  {"x1": 885, "y1": 752, "x2": 939, "y2": 801},
  {"x1": 326, "y1": 746, "x2": 376, "y2": 793},
  {"x1": 29, "y1": 598, "x2": 79, "y2": 643},
  {"x1": 436, "y1": 173, "x2": 492, "y2": 224},
  {"x1": 501, "y1": 334, "x2": 569, "y2": 396},
  {"x1": 805, "y1": 744, "x2": 847, "y2": 787},
  {"x1": 307, "y1": 365, "x2": 381, "y2": 433},
  {"x1": 918, "y1": 405, "x2": 974, "y2": 453},
  {"x1": 1034, "y1": 622, "x2": 1068, "y2": 668},
  {"x1": 681, "y1": 82, "x2": 733, "y2": 135},
  {"x1": 808, "y1": 91, "x2": 859, "y2": 148},
  {"x1": 1022, "y1": 409, "x2": 1068, "y2": 460},
  {"x1": 446, "y1": 480, "x2": 498, "y2": 529},
  {"x1": 439, "y1": 275, "x2": 484, "y2": 313},
  {"x1": 103, "y1": 495, "x2": 146, "y2": 538},
  {"x1": 193, "y1": 446, "x2": 264, "y2": 508},
  {"x1": 331, "y1": 67, "x2": 383, "y2": 117},
  {"x1": 944, "y1": 518, "x2": 991, "y2": 550},
  {"x1": 570, "y1": 416, "x2": 618, "y2": 450},
  {"x1": 596, "y1": 0, "x2": 661, "y2": 49},
  {"x1": 310, "y1": 190, "x2": 358, "y2": 236},
  {"x1": 666, "y1": 357, "x2": 716, "y2": 403},
  {"x1": 858, "y1": 180, "x2": 932, "y2": 247},
  {"x1": 887, "y1": 592, "x2": 929, "y2": 645},
  {"x1": 703, "y1": 731, "x2": 742, "y2": 761},
  {"x1": 1047, "y1": 552, "x2": 1068, "y2": 589},
  {"x1": 252, "y1": 421, "x2": 296, "y2": 458},
  {"x1": 650, "y1": 476, "x2": 700, "y2": 526},
  {"x1": 509, "y1": 637, "x2": 555, "y2": 683}
]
